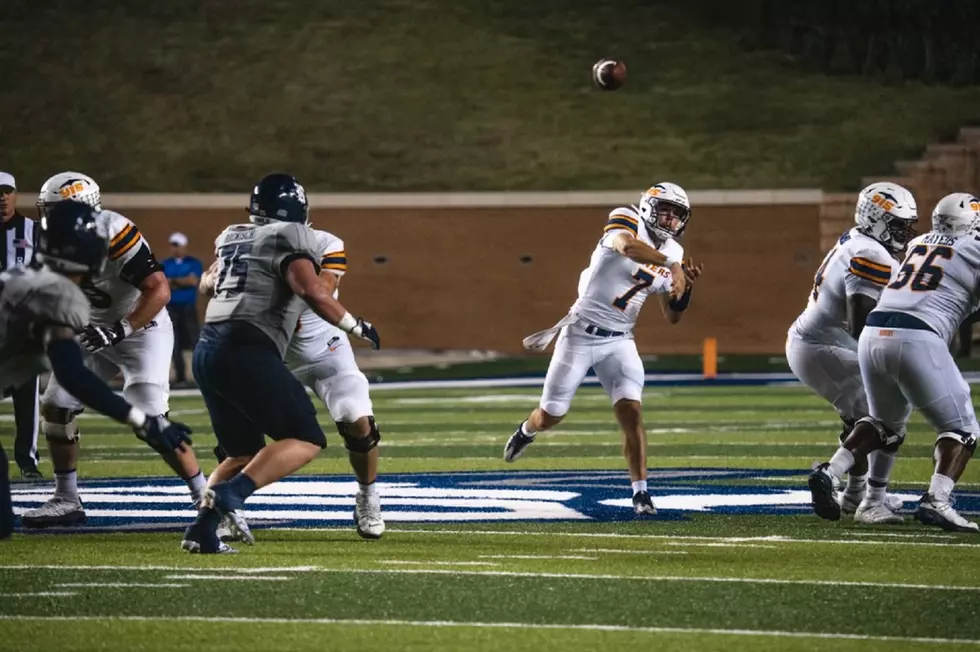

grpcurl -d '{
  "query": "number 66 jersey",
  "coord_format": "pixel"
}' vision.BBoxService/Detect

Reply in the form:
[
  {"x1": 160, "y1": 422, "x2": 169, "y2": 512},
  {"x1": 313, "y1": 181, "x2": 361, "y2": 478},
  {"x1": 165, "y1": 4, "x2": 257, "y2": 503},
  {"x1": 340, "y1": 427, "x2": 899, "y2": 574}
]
[
  {"x1": 205, "y1": 221, "x2": 321, "y2": 358},
  {"x1": 872, "y1": 232, "x2": 980, "y2": 344}
]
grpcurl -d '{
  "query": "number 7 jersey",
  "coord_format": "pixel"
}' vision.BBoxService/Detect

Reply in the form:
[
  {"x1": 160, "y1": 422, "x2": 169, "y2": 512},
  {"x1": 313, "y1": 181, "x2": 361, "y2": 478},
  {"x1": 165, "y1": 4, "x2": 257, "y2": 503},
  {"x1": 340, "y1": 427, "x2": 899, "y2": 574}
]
[
  {"x1": 570, "y1": 206, "x2": 684, "y2": 332},
  {"x1": 872, "y1": 232, "x2": 980, "y2": 344}
]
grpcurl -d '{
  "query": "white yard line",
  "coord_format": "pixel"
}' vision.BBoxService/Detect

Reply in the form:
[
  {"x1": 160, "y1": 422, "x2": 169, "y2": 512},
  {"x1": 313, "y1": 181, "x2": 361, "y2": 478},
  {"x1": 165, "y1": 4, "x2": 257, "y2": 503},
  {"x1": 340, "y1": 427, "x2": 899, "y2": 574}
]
[
  {"x1": 2, "y1": 563, "x2": 972, "y2": 592},
  {"x1": 164, "y1": 575, "x2": 293, "y2": 581},
  {"x1": 575, "y1": 548, "x2": 688, "y2": 556},
  {"x1": 664, "y1": 542, "x2": 780, "y2": 549},
  {"x1": 379, "y1": 561, "x2": 500, "y2": 567},
  {"x1": 0, "y1": 592, "x2": 77, "y2": 597},
  {"x1": 0, "y1": 565, "x2": 317, "y2": 573},
  {"x1": 478, "y1": 554, "x2": 599, "y2": 561},
  {"x1": 56, "y1": 583, "x2": 189, "y2": 588},
  {"x1": 0, "y1": 614, "x2": 975, "y2": 646}
]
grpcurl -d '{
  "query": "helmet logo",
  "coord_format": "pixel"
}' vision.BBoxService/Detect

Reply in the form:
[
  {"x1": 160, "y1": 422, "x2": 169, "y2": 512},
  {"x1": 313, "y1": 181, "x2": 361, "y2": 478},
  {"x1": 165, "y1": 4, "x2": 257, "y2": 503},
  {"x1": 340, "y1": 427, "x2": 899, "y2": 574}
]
[
  {"x1": 58, "y1": 181, "x2": 87, "y2": 199},
  {"x1": 971, "y1": 201, "x2": 980, "y2": 212},
  {"x1": 647, "y1": 187, "x2": 662, "y2": 197},
  {"x1": 871, "y1": 193, "x2": 896, "y2": 212}
]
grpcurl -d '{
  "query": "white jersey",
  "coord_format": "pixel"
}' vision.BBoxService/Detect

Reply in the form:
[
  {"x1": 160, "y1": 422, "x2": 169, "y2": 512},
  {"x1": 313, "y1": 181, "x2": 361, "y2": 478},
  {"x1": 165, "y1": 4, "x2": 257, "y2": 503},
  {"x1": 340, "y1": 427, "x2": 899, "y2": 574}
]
[
  {"x1": 569, "y1": 206, "x2": 683, "y2": 332},
  {"x1": 872, "y1": 231, "x2": 980, "y2": 344},
  {"x1": 289, "y1": 229, "x2": 348, "y2": 352},
  {"x1": 0, "y1": 267, "x2": 89, "y2": 391},
  {"x1": 791, "y1": 228, "x2": 895, "y2": 339},
  {"x1": 83, "y1": 209, "x2": 168, "y2": 326}
]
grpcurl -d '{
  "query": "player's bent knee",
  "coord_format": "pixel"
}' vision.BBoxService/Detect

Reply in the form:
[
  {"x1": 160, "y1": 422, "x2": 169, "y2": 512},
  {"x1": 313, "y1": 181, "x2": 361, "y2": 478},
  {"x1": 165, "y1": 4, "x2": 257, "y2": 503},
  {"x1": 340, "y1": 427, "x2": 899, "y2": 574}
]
[
  {"x1": 936, "y1": 430, "x2": 979, "y2": 454},
  {"x1": 123, "y1": 383, "x2": 169, "y2": 417},
  {"x1": 41, "y1": 406, "x2": 80, "y2": 442},
  {"x1": 337, "y1": 417, "x2": 381, "y2": 453},
  {"x1": 535, "y1": 408, "x2": 564, "y2": 428},
  {"x1": 855, "y1": 416, "x2": 904, "y2": 450}
]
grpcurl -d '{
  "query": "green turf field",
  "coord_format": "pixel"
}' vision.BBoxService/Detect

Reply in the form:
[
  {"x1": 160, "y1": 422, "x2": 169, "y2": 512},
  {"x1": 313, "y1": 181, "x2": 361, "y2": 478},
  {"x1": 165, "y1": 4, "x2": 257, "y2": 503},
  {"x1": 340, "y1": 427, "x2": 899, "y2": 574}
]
[{"x1": 3, "y1": 384, "x2": 980, "y2": 651}]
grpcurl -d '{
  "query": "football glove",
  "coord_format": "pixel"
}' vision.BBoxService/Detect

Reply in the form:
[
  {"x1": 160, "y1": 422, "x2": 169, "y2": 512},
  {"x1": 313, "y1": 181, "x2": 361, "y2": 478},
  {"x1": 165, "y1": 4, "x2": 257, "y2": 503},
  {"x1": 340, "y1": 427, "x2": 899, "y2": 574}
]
[
  {"x1": 134, "y1": 415, "x2": 193, "y2": 453},
  {"x1": 80, "y1": 320, "x2": 131, "y2": 353},
  {"x1": 351, "y1": 318, "x2": 381, "y2": 350}
]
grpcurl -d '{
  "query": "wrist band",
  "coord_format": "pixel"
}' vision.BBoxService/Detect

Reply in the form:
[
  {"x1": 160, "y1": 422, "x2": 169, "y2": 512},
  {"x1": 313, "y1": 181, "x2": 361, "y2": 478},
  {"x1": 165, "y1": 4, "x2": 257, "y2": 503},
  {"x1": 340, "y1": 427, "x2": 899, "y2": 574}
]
[
  {"x1": 336, "y1": 312, "x2": 358, "y2": 333},
  {"x1": 668, "y1": 286, "x2": 693, "y2": 312}
]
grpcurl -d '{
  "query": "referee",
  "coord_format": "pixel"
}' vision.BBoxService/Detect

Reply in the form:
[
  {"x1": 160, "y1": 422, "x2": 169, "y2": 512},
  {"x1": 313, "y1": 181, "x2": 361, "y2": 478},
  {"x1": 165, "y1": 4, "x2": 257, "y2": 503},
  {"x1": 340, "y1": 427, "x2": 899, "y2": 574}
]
[{"x1": 0, "y1": 172, "x2": 42, "y2": 480}]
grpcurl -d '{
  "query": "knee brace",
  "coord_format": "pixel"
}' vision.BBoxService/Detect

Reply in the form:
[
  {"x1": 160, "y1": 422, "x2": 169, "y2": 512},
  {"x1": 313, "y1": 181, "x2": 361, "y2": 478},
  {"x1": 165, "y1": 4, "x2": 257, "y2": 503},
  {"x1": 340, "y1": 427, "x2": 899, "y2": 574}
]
[
  {"x1": 855, "y1": 416, "x2": 904, "y2": 451},
  {"x1": 936, "y1": 429, "x2": 979, "y2": 454},
  {"x1": 336, "y1": 417, "x2": 381, "y2": 453},
  {"x1": 41, "y1": 407, "x2": 80, "y2": 443}
]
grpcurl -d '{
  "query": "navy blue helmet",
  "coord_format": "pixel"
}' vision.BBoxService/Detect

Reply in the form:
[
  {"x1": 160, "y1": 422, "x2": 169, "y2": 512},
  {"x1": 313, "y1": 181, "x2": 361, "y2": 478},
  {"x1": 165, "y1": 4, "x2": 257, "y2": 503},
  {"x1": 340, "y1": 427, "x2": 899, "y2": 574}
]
[
  {"x1": 248, "y1": 173, "x2": 309, "y2": 225},
  {"x1": 36, "y1": 200, "x2": 108, "y2": 276}
]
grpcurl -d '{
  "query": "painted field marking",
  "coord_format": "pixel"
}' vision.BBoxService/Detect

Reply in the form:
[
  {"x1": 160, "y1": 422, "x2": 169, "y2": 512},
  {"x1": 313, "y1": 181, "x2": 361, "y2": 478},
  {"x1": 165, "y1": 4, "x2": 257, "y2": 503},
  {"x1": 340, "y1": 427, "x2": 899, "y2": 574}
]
[
  {"x1": 56, "y1": 583, "x2": 189, "y2": 589},
  {"x1": 379, "y1": 561, "x2": 500, "y2": 567},
  {"x1": 3, "y1": 563, "x2": 972, "y2": 591},
  {"x1": 0, "y1": 592, "x2": 77, "y2": 598},
  {"x1": 841, "y1": 531, "x2": 955, "y2": 540},
  {"x1": 478, "y1": 554, "x2": 599, "y2": 561},
  {"x1": 0, "y1": 614, "x2": 976, "y2": 646},
  {"x1": 663, "y1": 542, "x2": 780, "y2": 549},
  {"x1": 575, "y1": 548, "x2": 688, "y2": 556}
]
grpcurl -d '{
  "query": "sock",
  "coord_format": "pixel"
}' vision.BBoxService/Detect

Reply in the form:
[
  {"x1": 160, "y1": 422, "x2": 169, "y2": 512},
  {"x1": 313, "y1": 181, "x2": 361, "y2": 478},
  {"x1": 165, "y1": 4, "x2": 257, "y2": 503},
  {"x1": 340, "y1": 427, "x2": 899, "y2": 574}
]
[
  {"x1": 845, "y1": 472, "x2": 867, "y2": 495},
  {"x1": 186, "y1": 470, "x2": 207, "y2": 504},
  {"x1": 358, "y1": 481, "x2": 378, "y2": 497},
  {"x1": 223, "y1": 472, "x2": 258, "y2": 508},
  {"x1": 868, "y1": 450, "x2": 896, "y2": 501},
  {"x1": 521, "y1": 420, "x2": 537, "y2": 437},
  {"x1": 631, "y1": 480, "x2": 648, "y2": 495},
  {"x1": 826, "y1": 448, "x2": 855, "y2": 480},
  {"x1": 54, "y1": 470, "x2": 79, "y2": 502},
  {"x1": 928, "y1": 473, "x2": 955, "y2": 503}
]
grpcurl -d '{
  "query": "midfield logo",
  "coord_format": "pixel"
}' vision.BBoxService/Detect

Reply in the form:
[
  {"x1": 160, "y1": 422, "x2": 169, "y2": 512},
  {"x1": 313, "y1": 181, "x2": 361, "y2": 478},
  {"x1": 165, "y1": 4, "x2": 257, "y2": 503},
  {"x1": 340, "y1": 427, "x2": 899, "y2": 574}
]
[{"x1": 10, "y1": 469, "x2": 977, "y2": 532}]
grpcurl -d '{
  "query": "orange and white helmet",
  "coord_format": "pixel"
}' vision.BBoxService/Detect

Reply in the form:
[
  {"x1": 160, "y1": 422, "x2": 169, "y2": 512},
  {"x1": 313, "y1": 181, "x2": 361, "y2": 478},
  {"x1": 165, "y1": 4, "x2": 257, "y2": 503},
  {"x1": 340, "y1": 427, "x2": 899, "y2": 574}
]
[
  {"x1": 637, "y1": 182, "x2": 691, "y2": 241},
  {"x1": 931, "y1": 193, "x2": 980, "y2": 237},
  {"x1": 854, "y1": 182, "x2": 917, "y2": 253},
  {"x1": 36, "y1": 171, "x2": 102, "y2": 218}
]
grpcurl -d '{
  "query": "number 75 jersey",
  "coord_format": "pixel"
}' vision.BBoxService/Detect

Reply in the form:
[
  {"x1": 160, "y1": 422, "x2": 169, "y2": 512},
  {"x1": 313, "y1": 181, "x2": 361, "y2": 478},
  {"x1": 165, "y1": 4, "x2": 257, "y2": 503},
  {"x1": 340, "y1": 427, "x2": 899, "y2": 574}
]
[
  {"x1": 569, "y1": 206, "x2": 684, "y2": 332},
  {"x1": 204, "y1": 221, "x2": 321, "y2": 357},
  {"x1": 872, "y1": 232, "x2": 980, "y2": 344}
]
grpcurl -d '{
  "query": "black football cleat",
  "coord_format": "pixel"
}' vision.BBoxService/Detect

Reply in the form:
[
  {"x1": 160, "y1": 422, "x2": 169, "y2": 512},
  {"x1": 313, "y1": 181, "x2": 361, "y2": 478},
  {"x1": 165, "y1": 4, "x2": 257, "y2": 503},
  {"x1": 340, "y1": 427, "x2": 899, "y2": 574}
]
[
  {"x1": 503, "y1": 423, "x2": 536, "y2": 462},
  {"x1": 808, "y1": 463, "x2": 841, "y2": 521},
  {"x1": 632, "y1": 491, "x2": 657, "y2": 515}
]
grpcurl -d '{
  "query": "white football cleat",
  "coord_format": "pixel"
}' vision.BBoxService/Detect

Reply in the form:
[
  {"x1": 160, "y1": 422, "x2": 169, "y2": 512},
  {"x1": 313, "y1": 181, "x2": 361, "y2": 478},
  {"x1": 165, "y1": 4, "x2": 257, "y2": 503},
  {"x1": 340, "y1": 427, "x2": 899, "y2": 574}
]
[
  {"x1": 354, "y1": 490, "x2": 385, "y2": 540},
  {"x1": 884, "y1": 493, "x2": 905, "y2": 511},
  {"x1": 216, "y1": 510, "x2": 254, "y2": 545},
  {"x1": 915, "y1": 495, "x2": 980, "y2": 533},
  {"x1": 20, "y1": 497, "x2": 87, "y2": 529},
  {"x1": 854, "y1": 499, "x2": 904, "y2": 524}
]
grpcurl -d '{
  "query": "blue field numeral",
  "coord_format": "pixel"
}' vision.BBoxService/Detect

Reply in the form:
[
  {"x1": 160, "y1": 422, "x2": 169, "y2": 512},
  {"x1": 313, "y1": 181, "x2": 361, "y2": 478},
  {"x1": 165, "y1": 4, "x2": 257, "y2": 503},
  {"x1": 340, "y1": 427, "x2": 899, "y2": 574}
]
[{"x1": 215, "y1": 244, "x2": 252, "y2": 297}]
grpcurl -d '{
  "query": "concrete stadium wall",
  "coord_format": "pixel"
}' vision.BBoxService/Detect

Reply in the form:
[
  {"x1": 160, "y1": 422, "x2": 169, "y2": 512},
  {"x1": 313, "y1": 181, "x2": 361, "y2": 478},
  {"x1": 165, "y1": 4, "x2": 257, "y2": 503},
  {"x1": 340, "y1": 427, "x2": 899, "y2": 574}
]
[{"x1": 22, "y1": 191, "x2": 823, "y2": 354}]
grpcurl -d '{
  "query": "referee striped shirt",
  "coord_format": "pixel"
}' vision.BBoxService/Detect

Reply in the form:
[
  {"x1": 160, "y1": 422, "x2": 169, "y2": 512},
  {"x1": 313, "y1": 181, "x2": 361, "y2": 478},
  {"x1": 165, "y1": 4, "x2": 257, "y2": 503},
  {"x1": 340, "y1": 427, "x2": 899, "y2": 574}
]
[{"x1": 1, "y1": 212, "x2": 37, "y2": 271}]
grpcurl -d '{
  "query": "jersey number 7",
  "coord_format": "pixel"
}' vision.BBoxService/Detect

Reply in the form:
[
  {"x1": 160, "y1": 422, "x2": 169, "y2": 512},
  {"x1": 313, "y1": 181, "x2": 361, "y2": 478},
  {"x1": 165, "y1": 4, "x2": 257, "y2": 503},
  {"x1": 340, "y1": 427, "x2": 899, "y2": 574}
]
[
  {"x1": 888, "y1": 244, "x2": 953, "y2": 292},
  {"x1": 215, "y1": 244, "x2": 252, "y2": 298},
  {"x1": 613, "y1": 269, "x2": 655, "y2": 310}
]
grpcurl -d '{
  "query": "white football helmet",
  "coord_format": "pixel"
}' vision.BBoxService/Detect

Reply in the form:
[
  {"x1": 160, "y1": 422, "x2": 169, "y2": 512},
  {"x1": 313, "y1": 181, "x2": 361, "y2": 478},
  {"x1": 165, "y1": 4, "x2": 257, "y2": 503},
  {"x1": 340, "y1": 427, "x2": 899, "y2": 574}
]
[
  {"x1": 36, "y1": 172, "x2": 102, "y2": 218},
  {"x1": 931, "y1": 193, "x2": 980, "y2": 237},
  {"x1": 854, "y1": 182, "x2": 917, "y2": 253},
  {"x1": 637, "y1": 182, "x2": 691, "y2": 241}
]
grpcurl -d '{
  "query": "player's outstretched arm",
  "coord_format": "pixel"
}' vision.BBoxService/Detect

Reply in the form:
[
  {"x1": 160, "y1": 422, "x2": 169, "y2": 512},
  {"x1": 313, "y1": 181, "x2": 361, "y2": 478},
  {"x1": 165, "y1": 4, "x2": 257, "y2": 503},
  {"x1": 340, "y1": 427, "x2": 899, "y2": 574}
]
[
  {"x1": 608, "y1": 231, "x2": 687, "y2": 298},
  {"x1": 659, "y1": 260, "x2": 702, "y2": 324},
  {"x1": 284, "y1": 257, "x2": 381, "y2": 349},
  {"x1": 43, "y1": 326, "x2": 192, "y2": 452}
]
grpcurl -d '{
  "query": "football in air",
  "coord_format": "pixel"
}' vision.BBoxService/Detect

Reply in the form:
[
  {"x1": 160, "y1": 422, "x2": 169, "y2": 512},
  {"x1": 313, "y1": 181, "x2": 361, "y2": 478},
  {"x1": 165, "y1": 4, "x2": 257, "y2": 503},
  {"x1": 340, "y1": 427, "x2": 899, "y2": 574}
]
[{"x1": 592, "y1": 59, "x2": 627, "y2": 90}]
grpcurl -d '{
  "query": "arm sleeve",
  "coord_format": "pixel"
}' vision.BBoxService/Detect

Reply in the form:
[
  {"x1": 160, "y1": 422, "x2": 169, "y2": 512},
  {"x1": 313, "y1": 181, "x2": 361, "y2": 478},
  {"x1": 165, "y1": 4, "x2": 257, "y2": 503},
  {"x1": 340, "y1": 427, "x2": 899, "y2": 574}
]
[
  {"x1": 46, "y1": 338, "x2": 132, "y2": 423},
  {"x1": 118, "y1": 244, "x2": 163, "y2": 288},
  {"x1": 320, "y1": 235, "x2": 347, "y2": 277},
  {"x1": 845, "y1": 252, "x2": 893, "y2": 299}
]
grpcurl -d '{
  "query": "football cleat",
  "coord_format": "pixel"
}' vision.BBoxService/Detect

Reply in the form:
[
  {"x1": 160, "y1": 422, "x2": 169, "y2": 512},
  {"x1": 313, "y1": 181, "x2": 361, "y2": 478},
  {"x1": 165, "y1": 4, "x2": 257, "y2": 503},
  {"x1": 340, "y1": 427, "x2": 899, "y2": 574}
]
[
  {"x1": 632, "y1": 490, "x2": 657, "y2": 515},
  {"x1": 885, "y1": 493, "x2": 905, "y2": 512},
  {"x1": 503, "y1": 423, "x2": 535, "y2": 462},
  {"x1": 20, "y1": 497, "x2": 87, "y2": 529},
  {"x1": 216, "y1": 510, "x2": 254, "y2": 545},
  {"x1": 182, "y1": 510, "x2": 237, "y2": 554},
  {"x1": 19, "y1": 466, "x2": 43, "y2": 481},
  {"x1": 914, "y1": 494, "x2": 980, "y2": 533},
  {"x1": 854, "y1": 499, "x2": 904, "y2": 525},
  {"x1": 181, "y1": 538, "x2": 238, "y2": 554},
  {"x1": 354, "y1": 490, "x2": 385, "y2": 540},
  {"x1": 808, "y1": 464, "x2": 842, "y2": 521}
]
